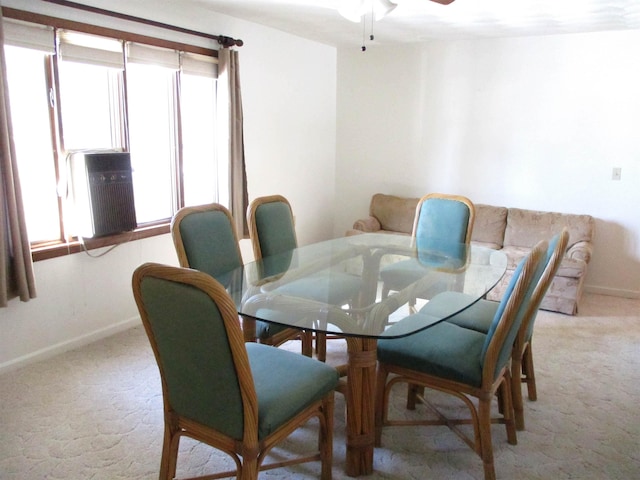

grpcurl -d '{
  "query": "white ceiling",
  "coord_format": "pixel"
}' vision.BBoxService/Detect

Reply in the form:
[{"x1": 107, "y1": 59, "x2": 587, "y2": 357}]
[{"x1": 193, "y1": 0, "x2": 640, "y2": 48}]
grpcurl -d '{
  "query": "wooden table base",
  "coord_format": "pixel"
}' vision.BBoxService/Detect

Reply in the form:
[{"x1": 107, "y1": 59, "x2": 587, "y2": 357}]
[{"x1": 344, "y1": 336, "x2": 378, "y2": 476}]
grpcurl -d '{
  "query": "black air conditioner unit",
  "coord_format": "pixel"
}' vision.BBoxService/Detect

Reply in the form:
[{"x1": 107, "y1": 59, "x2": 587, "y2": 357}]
[{"x1": 70, "y1": 151, "x2": 137, "y2": 238}]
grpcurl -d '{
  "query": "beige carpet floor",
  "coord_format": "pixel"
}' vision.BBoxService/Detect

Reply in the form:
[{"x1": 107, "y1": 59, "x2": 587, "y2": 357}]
[{"x1": 1, "y1": 292, "x2": 639, "y2": 479}]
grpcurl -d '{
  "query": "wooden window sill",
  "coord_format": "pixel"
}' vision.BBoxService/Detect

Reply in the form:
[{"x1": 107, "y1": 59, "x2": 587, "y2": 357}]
[{"x1": 31, "y1": 224, "x2": 170, "y2": 262}]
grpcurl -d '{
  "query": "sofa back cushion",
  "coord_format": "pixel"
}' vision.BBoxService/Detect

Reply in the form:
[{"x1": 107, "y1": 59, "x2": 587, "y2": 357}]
[
  {"x1": 370, "y1": 193, "x2": 419, "y2": 234},
  {"x1": 504, "y1": 208, "x2": 594, "y2": 248},
  {"x1": 471, "y1": 204, "x2": 508, "y2": 249}
]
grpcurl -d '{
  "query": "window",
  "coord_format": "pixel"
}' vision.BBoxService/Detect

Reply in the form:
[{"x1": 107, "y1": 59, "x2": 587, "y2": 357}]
[
  {"x1": 4, "y1": 46, "x2": 59, "y2": 243},
  {"x1": 126, "y1": 61, "x2": 179, "y2": 223},
  {"x1": 180, "y1": 57, "x2": 218, "y2": 207},
  {"x1": 2, "y1": 18, "x2": 220, "y2": 255}
]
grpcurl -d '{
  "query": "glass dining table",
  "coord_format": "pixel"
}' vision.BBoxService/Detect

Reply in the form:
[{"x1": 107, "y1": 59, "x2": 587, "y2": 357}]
[{"x1": 222, "y1": 233, "x2": 507, "y2": 477}]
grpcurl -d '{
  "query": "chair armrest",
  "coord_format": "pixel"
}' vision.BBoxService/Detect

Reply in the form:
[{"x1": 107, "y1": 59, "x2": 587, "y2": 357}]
[
  {"x1": 352, "y1": 216, "x2": 381, "y2": 233},
  {"x1": 566, "y1": 241, "x2": 593, "y2": 264}
]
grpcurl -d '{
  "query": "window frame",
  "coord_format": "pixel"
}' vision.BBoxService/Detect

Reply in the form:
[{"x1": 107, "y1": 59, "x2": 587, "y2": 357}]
[{"x1": 2, "y1": 8, "x2": 219, "y2": 262}]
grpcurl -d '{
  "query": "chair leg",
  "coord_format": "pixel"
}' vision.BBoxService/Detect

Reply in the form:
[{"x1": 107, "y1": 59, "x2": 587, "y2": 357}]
[
  {"x1": 241, "y1": 316, "x2": 257, "y2": 342},
  {"x1": 408, "y1": 298, "x2": 417, "y2": 314},
  {"x1": 301, "y1": 330, "x2": 314, "y2": 358},
  {"x1": 320, "y1": 394, "x2": 335, "y2": 480},
  {"x1": 477, "y1": 397, "x2": 497, "y2": 480},
  {"x1": 496, "y1": 386, "x2": 505, "y2": 415},
  {"x1": 406, "y1": 383, "x2": 424, "y2": 410},
  {"x1": 501, "y1": 372, "x2": 517, "y2": 445},
  {"x1": 239, "y1": 451, "x2": 259, "y2": 480},
  {"x1": 511, "y1": 351, "x2": 526, "y2": 431},
  {"x1": 160, "y1": 421, "x2": 180, "y2": 480},
  {"x1": 522, "y1": 342, "x2": 537, "y2": 401},
  {"x1": 315, "y1": 332, "x2": 327, "y2": 362},
  {"x1": 381, "y1": 285, "x2": 390, "y2": 299}
]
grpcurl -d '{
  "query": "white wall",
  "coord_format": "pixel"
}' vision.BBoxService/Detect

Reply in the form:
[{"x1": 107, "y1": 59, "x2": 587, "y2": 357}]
[
  {"x1": 0, "y1": 235, "x2": 177, "y2": 370},
  {"x1": 0, "y1": 0, "x2": 337, "y2": 372},
  {"x1": 336, "y1": 31, "x2": 640, "y2": 298},
  {"x1": 3, "y1": 0, "x2": 638, "y2": 373}
]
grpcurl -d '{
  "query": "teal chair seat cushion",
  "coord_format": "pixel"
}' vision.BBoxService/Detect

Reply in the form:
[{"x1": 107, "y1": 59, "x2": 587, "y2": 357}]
[
  {"x1": 254, "y1": 318, "x2": 295, "y2": 339},
  {"x1": 379, "y1": 251, "x2": 465, "y2": 292},
  {"x1": 420, "y1": 291, "x2": 498, "y2": 334},
  {"x1": 379, "y1": 259, "x2": 430, "y2": 289},
  {"x1": 246, "y1": 343, "x2": 339, "y2": 439},
  {"x1": 253, "y1": 308, "x2": 310, "y2": 339},
  {"x1": 380, "y1": 195, "x2": 471, "y2": 293},
  {"x1": 378, "y1": 318, "x2": 487, "y2": 387},
  {"x1": 274, "y1": 272, "x2": 362, "y2": 305}
]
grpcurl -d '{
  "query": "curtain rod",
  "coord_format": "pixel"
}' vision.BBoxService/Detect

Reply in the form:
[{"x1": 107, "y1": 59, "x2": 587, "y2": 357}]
[{"x1": 41, "y1": 0, "x2": 243, "y2": 48}]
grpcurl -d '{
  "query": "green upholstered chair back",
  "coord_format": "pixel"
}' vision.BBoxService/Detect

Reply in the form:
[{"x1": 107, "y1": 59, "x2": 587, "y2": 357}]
[
  {"x1": 413, "y1": 194, "x2": 475, "y2": 266},
  {"x1": 522, "y1": 229, "x2": 570, "y2": 343},
  {"x1": 251, "y1": 196, "x2": 297, "y2": 258},
  {"x1": 171, "y1": 204, "x2": 243, "y2": 286},
  {"x1": 247, "y1": 195, "x2": 299, "y2": 278},
  {"x1": 481, "y1": 241, "x2": 547, "y2": 381},
  {"x1": 133, "y1": 264, "x2": 250, "y2": 441},
  {"x1": 413, "y1": 194, "x2": 475, "y2": 242}
]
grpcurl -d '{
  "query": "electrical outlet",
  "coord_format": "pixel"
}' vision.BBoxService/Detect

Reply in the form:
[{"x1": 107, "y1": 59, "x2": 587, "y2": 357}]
[{"x1": 612, "y1": 168, "x2": 622, "y2": 181}]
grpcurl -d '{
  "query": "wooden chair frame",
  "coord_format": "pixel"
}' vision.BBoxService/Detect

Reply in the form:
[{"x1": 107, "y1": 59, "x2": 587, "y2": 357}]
[
  {"x1": 171, "y1": 202, "x2": 310, "y2": 352},
  {"x1": 133, "y1": 263, "x2": 335, "y2": 480},
  {"x1": 511, "y1": 228, "x2": 569, "y2": 429},
  {"x1": 375, "y1": 242, "x2": 546, "y2": 480},
  {"x1": 247, "y1": 195, "x2": 344, "y2": 362},
  {"x1": 380, "y1": 192, "x2": 476, "y2": 307},
  {"x1": 410, "y1": 192, "x2": 476, "y2": 241}
]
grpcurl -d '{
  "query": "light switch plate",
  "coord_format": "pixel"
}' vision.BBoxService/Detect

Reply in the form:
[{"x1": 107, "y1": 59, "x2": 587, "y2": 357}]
[{"x1": 612, "y1": 168, "x2": 622, "y2": 180}]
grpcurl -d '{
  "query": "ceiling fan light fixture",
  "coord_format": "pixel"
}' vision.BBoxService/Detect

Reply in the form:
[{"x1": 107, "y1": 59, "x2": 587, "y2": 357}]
[{"x1": 338, "y1": 0, "x2": 397, "y2": 23}]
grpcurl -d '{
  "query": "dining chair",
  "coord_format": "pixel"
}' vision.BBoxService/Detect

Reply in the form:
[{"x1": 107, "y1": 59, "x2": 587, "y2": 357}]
[
  {"x1": 419, "y1": 228, "x2": 570, "y2": 430},
  {"x1": 374, "y1": 240, "x2": 548, "y2": 480},
  {"x1": 379, "y1": 193, "x2": 476, "y2": 312},
  {"x1": 132, "y1": 263, "x2": 339, "y2": 480},
  {"x1": 247, "y1": 194, "x2": 362, "y2": 362},
  {"x1": 171, "y1": 203, "x2": 312, "y2": 354}
]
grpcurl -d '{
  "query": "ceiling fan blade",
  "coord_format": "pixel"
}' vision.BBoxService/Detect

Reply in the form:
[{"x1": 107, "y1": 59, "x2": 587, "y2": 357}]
[{"x1": 429, "y1": 0, "x2": 455, "y2": 4}]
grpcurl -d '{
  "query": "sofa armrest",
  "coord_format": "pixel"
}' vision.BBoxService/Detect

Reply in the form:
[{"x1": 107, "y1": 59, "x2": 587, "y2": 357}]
[
  {"x1": 352, "y1": 216, "x2": 382, "y2": 233},
  {"x1": 566, "y1": 241, "x2": 593, "y2": 264}
]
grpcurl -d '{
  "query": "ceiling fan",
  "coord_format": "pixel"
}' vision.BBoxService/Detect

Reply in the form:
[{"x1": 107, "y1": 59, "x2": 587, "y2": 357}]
[
  {"x1": 339, "y1": 0, "x2": 455, "y2": 23},
  {"x1": 339, "y1": 0, "x2": 456, "y2": 50}
]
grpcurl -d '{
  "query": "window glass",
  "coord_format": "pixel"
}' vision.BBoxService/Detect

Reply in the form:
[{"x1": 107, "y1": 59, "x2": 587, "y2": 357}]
[
  {"x1": 126, "y1": 63, "x2": 177, "y2": 223},
  {"x1": 58, "y1": 61, "x2": 124, "y2": 151},
  {"x1": 181, "y1": 73, "x2": 217, "y2": 207},
  {"x1": 3, "y1": 46, "x2": 60, "y2": 242}
]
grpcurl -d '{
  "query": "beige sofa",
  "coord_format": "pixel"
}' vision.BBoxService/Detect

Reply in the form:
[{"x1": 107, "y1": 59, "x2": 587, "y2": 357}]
[{"x1": 346, "y1": 193, "x2": 595, "y2": 315}]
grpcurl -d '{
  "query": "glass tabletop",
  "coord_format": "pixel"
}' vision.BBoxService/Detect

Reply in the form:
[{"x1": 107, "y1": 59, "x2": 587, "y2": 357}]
[{"x1": 223, "y1": 233, "x2": 507, "y2": 339}]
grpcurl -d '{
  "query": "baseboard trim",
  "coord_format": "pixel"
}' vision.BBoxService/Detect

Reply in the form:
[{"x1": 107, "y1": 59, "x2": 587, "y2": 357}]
[
  {"x1": 584, "y1": 285, "x2": 640, "y2": 299},
  {"x1": 0, "y1": 317, "x2": 140, "y2": 375}
]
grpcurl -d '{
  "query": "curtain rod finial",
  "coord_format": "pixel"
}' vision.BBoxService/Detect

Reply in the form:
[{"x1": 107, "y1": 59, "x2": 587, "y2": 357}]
[{"x1": 218, "y1": 35, "x2": 243, "y2": 48}]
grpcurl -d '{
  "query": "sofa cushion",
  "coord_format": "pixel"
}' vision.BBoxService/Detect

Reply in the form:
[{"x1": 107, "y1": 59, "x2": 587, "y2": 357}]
[
  {"x1": 504, "y1": 208, "x2": 594, "y2": 249},
  {"x1": 471, "y1": 204, "x2": 508, "y2": 249},
  {"x1": 501, "y1": 245, "x2": 587, "y2": 278},
  {"x1": 555, "y1": 257, "x2": 588, "y2": 278},
  {"x1": 370, "y1": 193, "x2": 419, "y2": 234}
]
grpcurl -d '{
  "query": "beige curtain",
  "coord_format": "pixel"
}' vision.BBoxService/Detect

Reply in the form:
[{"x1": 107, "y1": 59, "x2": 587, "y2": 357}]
[
  {"x1": 217, "y1": 48, "x2": 249, "y2": 237},
  {"x1": 0, "y1": 11, "x2": 37, "y2": 307}
]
